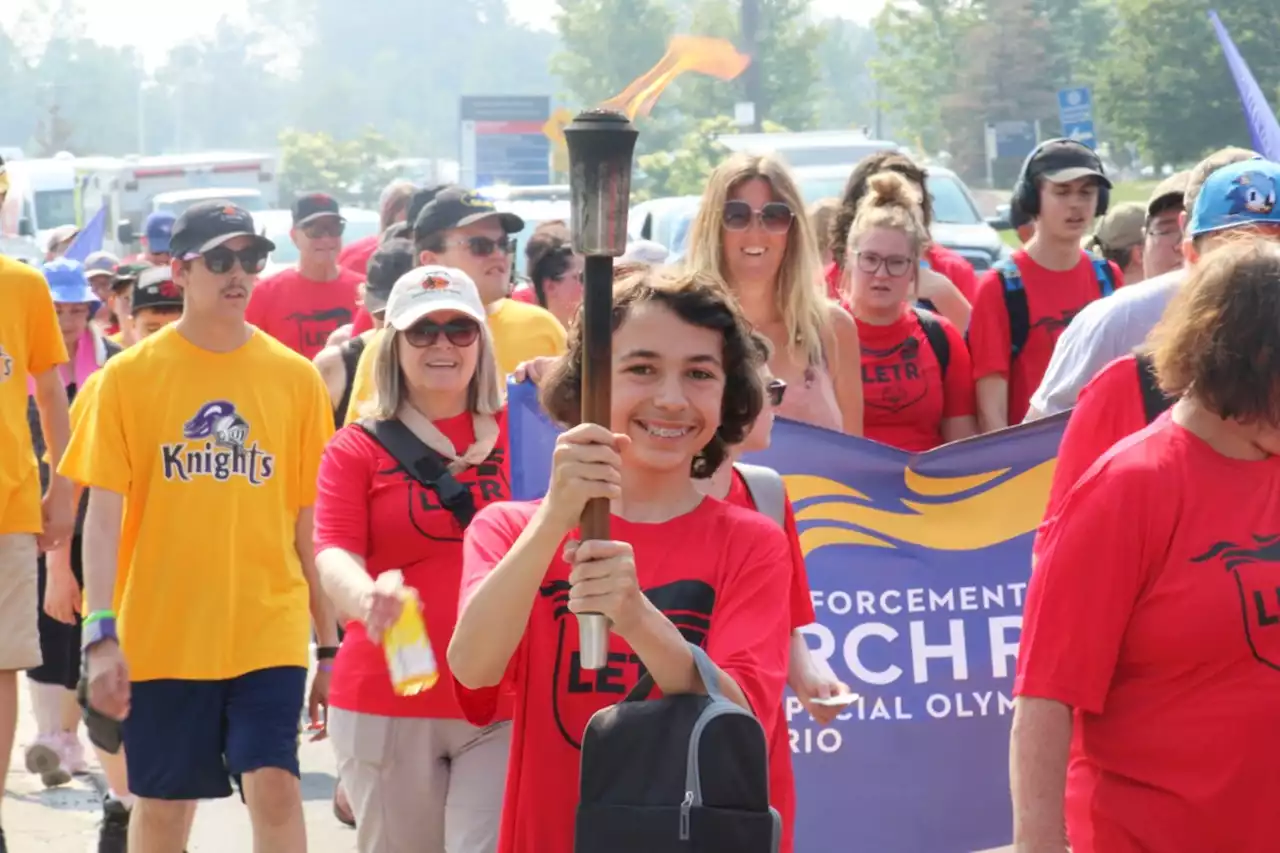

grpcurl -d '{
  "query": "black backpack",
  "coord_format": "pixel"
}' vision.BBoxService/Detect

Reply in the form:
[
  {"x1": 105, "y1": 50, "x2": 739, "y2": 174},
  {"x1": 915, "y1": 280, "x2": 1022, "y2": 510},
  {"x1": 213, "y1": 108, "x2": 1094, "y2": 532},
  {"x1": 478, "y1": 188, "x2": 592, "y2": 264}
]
[
  {"x1": 911, "y1": 306, "x2": 951, "y2": 377},
  {"x1": 994, "y1": 255, "x2": 1116, "y2": 360},
  {"x1": 575, "y1": 643, "x2": 780, "y2": 853},
  {"x1": 1134, "y1": 352, "x2": 1175, "y2": 424}
]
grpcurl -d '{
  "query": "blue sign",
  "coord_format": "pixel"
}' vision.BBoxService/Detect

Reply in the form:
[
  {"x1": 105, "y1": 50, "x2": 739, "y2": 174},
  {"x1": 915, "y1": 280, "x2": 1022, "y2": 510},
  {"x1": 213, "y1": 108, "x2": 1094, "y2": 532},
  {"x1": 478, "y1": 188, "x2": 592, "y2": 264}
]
[
  {"x1": 460, "y1": 95, "x2": 552, "y2": 188},
  {"x1": 1057, "y1": 86, "x2": 1096, "y2": 149},
  {"x1": 506, "y1": 380, "x2": 1069, "y2": 852},
  {"x1": 993, "y1": 120, "x2": 1037, "y2": 159}
]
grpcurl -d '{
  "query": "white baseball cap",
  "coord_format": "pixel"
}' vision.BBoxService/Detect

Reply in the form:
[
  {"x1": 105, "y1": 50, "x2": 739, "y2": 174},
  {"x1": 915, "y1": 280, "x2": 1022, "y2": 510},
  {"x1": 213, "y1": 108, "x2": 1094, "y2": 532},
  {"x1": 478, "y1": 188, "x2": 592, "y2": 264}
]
[{"x1": 386, "y1": 265, "x2": 486, "y2": 331}]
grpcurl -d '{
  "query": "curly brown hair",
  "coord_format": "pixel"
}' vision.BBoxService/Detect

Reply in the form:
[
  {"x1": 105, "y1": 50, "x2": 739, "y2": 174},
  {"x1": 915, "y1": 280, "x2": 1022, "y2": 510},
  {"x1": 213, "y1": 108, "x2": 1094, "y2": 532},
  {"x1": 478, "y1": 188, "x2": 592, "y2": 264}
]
[
  {"x1": 830, "y1": 151, "x2": 933, "y2": 270},
  {"x1": 1150, "y1": 234, "x2": 1280, "y2": 424},
  {"x1": 539, "y1": 265, "x2": 765, "y2": 478}
]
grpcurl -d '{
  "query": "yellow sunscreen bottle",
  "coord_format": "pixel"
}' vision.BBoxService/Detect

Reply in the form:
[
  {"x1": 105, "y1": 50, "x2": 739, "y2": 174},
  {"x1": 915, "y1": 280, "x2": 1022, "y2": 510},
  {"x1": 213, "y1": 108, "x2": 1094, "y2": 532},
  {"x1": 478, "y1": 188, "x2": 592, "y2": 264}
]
[{"x1": 377, "y1": 571, "x2": 438, "y2": 696}]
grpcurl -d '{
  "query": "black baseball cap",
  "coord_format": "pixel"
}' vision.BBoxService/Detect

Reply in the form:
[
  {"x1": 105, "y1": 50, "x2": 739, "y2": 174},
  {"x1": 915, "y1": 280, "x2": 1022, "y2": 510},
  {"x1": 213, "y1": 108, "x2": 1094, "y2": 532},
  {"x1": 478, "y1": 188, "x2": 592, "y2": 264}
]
[
  {"x1": 1027, "y1": 139, "x2": 1112, "y2": 187},
  {"x1": 131, "y1": 266, "x2": 185, "y2": 315},
  {"x1": 170, "y1": 201, "x2": 275, "y2": 258},
  {"x1": 292, "y1": 192, "x2": 344, "y2": 227},
  {"x1": 365, "y1": 238, "x2": 416, "y2": 314},
  {"x1": 413, "y1": 186, "x2": 524, "y2": 241}
]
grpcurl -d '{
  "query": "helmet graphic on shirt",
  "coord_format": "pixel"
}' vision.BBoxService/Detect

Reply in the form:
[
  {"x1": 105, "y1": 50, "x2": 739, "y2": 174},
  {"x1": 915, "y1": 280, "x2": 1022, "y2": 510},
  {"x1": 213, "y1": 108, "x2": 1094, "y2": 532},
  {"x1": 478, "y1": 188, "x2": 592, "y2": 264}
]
[
  {"x1": 162, "y1": 400, "x2": 276, "y2": 486},
  {"x1": 184, "y1": 400, "x2": 249, "y2": 450},
  {"x1": 1191, "y1": 534, "x2": 1280, "y2": 672}
]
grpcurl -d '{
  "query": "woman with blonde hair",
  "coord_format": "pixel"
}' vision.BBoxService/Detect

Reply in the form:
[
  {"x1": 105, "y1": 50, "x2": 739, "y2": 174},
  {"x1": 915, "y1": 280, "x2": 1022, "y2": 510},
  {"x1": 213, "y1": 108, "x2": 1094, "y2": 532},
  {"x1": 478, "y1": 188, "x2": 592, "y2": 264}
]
[
  {"x1": 314, "y1": 265, "x2": 512, "y2": 853},
  {"x1": 842, "y1": 171, "x2": 977, "y2": 451},
  {"x1": 684, "y1": 152, "x2": 864, "y2": 435}
]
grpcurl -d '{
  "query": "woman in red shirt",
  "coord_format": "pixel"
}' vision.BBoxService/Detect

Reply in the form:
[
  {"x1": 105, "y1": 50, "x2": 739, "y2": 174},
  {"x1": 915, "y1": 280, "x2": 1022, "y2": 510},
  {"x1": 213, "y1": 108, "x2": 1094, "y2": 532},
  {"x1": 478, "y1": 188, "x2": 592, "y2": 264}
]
[
  {"x1": 314, "y1": 264, "x2": 512, "y2": 852},
  {"x1": 1012, "y1": 237, "x2": 1280, "y2": 853},
  {"x1": 448, "y1": 265, "x2": 793, "y2": 853},
  {"x1": 840, "y1": 171, "x2": 977, "y2": 451}
]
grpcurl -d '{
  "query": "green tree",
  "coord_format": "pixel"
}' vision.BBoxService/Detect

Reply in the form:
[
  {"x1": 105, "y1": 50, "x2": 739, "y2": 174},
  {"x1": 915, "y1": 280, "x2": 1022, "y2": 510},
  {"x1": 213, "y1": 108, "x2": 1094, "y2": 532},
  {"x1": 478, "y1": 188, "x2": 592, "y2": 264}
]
[
  {"x1": 667, "y1": 0, "x2": 740, "y2": 122},
  {"x1": 814, "y1": 18, "x2": 878, "y2": 132},
  {"x1": 278, "y1": 127, "x2": 402, "y2": 207},
  {"x1": 552, "y1": 0, "x2": 676, "y2": 108},
  {"x1": 636, "y1": 114, "x2": 787, "y2": 198},
  {"x1": 1093, "y1": 0, "x2": 1280, "y2": 166},
  {"x1": 752, "y1": 0, "x2": 824, "y2": 130}
]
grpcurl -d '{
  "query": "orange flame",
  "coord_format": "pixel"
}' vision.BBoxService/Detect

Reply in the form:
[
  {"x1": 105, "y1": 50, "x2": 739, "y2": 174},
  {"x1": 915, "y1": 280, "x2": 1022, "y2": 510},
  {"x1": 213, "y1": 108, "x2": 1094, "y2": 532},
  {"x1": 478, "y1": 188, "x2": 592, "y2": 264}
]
[{"x1": 601, "y1": 36, "x2": 751, "y2": 121}]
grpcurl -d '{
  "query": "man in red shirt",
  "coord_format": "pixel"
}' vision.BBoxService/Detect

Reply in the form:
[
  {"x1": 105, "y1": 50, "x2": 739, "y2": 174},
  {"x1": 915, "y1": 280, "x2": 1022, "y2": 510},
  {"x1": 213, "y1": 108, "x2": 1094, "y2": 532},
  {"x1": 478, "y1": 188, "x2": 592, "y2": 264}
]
[
  {"x1": 968, "y1": 140, "x2": 1123, "y2": 430},
  {"x1": 246, "y1": 193, "x2": 363, "y2": 359},
  {"x1": 337, "y1": 180, "x2": 414, "y2": 279}
]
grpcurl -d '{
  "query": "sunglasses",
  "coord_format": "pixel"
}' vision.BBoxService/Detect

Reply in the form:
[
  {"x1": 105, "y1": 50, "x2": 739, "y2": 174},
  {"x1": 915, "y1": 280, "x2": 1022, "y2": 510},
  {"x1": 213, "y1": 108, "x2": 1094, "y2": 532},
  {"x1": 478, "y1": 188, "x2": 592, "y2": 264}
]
[
  {"x1": 404, "y1": 318, "x2": 481, "y2": 348},
  {"x1": 722, "y1": 200, "x2": 794, "y2": 234},
  {"x1": 199, "y1": 246, "x2": 269, "y2": 275},
  {"x1": 445, "y1": 235, "x2": 513, "y2": 258},
  {"x1": 854, "y1": 251, "x2": 913, "y2": 278},
  {"x1": 302, "y1": 220, "x2": 345, "y2": 239},
  {"x1": 766, "y1": 378, "x2": 787, "y2": 407}
]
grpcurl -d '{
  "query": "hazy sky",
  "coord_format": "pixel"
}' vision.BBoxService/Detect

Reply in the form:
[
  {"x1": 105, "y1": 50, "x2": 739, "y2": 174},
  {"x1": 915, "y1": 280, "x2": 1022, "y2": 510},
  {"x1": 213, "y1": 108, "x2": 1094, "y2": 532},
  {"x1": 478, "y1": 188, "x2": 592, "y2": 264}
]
[{"x1": 10, "y1": 0, "x2": 885, "y2": 70}]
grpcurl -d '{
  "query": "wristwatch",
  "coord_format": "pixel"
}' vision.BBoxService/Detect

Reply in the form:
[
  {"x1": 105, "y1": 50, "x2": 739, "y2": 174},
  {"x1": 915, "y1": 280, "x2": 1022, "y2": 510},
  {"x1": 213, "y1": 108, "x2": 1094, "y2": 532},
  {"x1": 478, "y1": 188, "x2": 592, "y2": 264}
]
[{"x1": 82, "y1": 617, "x2": 118, "y2": 653}]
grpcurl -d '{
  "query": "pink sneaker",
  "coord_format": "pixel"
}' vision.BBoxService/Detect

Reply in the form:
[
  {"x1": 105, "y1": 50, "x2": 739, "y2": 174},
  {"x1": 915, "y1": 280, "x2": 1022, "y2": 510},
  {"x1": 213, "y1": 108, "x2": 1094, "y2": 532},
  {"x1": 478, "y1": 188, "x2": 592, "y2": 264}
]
[
  {"x1": 59, "y1": 731, "x2": 90, "y2": 775},
  {"x1": 24, "y1": 735, "x2": 71, "y2": 787}
]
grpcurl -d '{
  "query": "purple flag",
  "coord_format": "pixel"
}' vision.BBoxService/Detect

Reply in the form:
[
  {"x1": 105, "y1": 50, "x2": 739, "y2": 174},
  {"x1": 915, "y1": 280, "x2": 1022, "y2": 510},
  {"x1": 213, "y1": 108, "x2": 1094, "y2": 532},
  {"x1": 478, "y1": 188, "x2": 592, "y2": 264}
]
[{"x1": 1210, "y1": 10, "x2": 1280, "y2": 161}]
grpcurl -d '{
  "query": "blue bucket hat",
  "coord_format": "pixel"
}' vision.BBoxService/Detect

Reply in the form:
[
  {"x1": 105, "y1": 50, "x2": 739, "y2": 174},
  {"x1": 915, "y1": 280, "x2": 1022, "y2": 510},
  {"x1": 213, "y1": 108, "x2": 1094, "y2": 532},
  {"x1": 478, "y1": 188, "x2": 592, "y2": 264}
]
[
  {"x1": 145, "y1": 211, "x2": 176, "y2": 254},
  {"x1": 42, "y1": 258, "x2": 101, "y2": 314},
  {"x1": 1187, "y1": 157, "x2": 1280, "y2": 237}
]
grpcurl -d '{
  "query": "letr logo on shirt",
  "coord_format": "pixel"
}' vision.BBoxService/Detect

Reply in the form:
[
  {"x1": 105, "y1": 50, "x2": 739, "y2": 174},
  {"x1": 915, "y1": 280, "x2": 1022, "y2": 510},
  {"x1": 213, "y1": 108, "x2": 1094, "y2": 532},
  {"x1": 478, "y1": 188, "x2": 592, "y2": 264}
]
[{"x1": 161, "y1": 400, "x2": 275, "y2": 485}]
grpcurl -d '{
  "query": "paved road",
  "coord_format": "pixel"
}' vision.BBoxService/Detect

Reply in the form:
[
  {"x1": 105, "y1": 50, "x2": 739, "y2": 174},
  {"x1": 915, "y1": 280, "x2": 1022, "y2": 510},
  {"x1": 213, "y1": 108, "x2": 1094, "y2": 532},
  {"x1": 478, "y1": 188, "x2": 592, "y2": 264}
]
[{"x1": 2, "y1": 684, "x2": 357, "y2": 852}]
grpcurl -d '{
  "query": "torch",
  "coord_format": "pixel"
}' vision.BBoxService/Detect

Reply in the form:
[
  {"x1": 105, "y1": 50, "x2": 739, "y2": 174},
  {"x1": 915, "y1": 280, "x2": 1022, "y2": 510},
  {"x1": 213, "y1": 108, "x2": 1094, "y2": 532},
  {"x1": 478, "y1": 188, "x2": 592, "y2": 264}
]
[{"x1": 563, "y1": 109, "x2": 640, "y2": 670}]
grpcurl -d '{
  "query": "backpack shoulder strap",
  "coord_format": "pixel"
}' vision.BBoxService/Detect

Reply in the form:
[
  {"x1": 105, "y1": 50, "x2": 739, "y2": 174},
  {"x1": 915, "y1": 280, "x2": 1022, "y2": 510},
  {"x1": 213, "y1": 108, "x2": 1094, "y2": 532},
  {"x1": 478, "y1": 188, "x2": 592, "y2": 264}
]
[
  {"x1": 911, "y1": 306, "x2": 950, "y2": 377},
  {"x1": 334, "y1": 335, "x2": 368, "y2": 427},
  {"x1": 995, "y1": 258, "x2": 1030, "y2": 359},
  {"x1": 356, "y1": 417, "x2": 477, "y2": 528},
  {"x1": 732, "y1": 462, "x2": 786, "y2": 529},
  {"x1": 1091, "y1": 256, "x2": 1116, "y2": 297},
  {"x1": 1133, "y1": 352, "x2": 1173, "y2": 425}
]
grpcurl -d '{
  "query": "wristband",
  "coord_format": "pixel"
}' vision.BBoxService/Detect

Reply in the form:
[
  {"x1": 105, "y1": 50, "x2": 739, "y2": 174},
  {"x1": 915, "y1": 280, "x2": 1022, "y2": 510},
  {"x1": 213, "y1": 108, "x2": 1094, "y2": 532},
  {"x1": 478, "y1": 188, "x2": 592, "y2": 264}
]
[
  {"x1": 83, "y1": 610, "x2": 116, "y2": 628},
  {"x1": 316, "y1": 646, "x2": 339, "y2": 661},
  {"x1": 317, "y1": 661, "x2": 334, "y2": 672}
]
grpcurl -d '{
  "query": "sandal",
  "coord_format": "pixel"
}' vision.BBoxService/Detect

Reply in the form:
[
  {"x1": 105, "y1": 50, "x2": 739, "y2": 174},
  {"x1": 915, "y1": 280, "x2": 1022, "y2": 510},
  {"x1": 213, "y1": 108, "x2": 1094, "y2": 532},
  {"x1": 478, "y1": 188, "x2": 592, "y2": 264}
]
[{"x1": 333, "y1": 783, "x2": 356, "y2": 828}]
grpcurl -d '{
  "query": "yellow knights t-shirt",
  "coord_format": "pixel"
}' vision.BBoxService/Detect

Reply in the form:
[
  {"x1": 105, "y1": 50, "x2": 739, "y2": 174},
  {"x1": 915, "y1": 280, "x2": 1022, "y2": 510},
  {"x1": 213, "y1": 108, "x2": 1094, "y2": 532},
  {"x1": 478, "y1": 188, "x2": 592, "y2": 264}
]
[
  {"x1": 0, "y1": 256, "x2": 69, "y2": 534},
  {"x1": 342, "y1": 297, "x2": 567, "y2": 425},
  {"x1": 58, "y1": 326, "x2": 335, "y2": 681}
]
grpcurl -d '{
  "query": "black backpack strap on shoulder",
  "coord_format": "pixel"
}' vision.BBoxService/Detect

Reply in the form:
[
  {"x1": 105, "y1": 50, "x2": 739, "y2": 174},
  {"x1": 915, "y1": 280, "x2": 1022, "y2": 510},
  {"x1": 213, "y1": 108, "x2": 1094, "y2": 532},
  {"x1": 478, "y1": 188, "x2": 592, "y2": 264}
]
[
  {"x1": 1133, "y1": 352, "x2": 1173, "y2": 425},
  {"x1": 356, "y1": 417, "x2": 477, "y2": 529},
  {"x1": 333, "y1": 335, "x2": 368, "y2": 428},
  {"x1": 911, "y1": 307, "x2": 950, "y2": 378},
  {"x1": 996, "y1": 259, "x2": 1030, "y2": 360}
]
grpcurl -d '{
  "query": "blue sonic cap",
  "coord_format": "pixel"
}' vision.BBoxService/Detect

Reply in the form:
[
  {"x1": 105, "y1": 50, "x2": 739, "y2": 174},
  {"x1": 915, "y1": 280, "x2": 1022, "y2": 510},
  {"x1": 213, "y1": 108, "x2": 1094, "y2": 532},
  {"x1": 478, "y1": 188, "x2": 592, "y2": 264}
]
[
  {"x1": 144, "y1": 211, "x2": 176, "y2": 253},
  {"x1": 1188, "y1": 158, "x2": 1280, "y2": 237},
  {"x1": 42, "y1": 258, "x2": 101, "y2": 313}
]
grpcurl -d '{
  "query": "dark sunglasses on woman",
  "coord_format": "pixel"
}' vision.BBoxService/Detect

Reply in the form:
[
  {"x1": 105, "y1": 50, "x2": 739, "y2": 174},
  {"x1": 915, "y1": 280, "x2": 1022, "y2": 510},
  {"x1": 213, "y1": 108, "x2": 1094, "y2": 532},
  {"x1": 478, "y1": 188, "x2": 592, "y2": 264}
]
[
  {"x1": 767, "y1": 378, "x2": 786, "y2": 407},
  {"x1": 198, "y1": 246, "x2": 269, "y2": 275},
  {"x1": 854, "y1": 250, "x2": 913, "y2": 278},
  {"x1": 722, "y1": 200, "x2": 795, "y2": 234},
  {"x1": 446, "y1": 235, "x2": 513, "y2": 258},
  {"x1": 405, "y1": 318, "x2": 482, "y2": 348}
]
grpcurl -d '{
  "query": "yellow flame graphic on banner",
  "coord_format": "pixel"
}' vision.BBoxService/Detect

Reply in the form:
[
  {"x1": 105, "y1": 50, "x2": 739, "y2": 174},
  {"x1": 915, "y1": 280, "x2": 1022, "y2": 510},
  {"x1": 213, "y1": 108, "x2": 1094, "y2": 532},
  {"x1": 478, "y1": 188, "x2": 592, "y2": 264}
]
[{"x1": 786, "y1": 461, "x2": 1057, "y2": 556}]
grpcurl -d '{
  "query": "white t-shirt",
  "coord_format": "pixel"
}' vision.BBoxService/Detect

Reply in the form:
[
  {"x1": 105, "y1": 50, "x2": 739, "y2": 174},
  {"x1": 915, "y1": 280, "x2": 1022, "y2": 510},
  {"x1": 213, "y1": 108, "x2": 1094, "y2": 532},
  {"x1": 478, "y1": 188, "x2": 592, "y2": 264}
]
[{"x1": 1026, "y1": 267, "x2": 1185, "y2": 420}]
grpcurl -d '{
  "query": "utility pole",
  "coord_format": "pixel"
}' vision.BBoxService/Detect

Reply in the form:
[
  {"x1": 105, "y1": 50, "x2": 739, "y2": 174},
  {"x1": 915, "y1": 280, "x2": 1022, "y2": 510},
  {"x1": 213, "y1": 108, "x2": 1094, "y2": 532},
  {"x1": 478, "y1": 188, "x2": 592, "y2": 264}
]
[{"x1": 741, "y1": 0, "x2": 762, "y2": 131}]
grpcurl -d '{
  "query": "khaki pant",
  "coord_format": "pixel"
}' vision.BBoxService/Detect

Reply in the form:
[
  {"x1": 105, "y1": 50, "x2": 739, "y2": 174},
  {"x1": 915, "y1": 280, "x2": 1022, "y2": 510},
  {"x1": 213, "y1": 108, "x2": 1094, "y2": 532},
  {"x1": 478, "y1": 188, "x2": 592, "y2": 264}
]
[
  {"x1": 330, "y1": 709, "x2": 510, "y2": 853},
  {"x1": 0, "y1": 533, "x2": 40, "y2": 671}
]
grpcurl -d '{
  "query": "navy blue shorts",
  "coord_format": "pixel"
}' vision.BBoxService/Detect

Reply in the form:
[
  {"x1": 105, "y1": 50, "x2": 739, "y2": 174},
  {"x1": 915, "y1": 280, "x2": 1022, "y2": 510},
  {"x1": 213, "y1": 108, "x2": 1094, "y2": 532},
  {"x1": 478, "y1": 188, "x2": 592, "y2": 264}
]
[{"x1": 122, "y1": 666, "x2": 306, "y2": 801}]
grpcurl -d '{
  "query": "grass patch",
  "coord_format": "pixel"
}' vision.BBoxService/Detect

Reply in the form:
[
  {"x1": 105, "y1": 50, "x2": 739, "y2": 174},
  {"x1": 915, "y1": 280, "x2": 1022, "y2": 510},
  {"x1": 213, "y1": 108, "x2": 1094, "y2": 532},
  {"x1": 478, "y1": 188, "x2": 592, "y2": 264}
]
[{"x1": 996, "y1": 180, "x2": 1158, "y2": 247}]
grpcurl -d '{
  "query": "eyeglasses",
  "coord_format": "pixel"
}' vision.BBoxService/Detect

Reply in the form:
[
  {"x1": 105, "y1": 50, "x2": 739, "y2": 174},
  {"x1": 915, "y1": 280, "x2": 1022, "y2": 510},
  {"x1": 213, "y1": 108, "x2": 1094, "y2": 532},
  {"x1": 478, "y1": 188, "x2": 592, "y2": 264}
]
[
  {"x1": 722, "y1": 200, "x2": 795, "y2": 234},
  {"x1": 854, "y1": 251, "x2": 913, "y2": 278},
  {"x1": 444, "y1": 235, "x2": 513, "y2": 258},
  {"x1": 198, "y1": 246, "x2": 269, "y2": 275},
  {"x1": 302, "y1": 220, "x2": 345, "y2": 239},
  {"x1": 766, "y1": 378, "x2": 786, "y2": 407},
  {"x1": 404, "y1": 318, "x2": 481, "y2": 348}
]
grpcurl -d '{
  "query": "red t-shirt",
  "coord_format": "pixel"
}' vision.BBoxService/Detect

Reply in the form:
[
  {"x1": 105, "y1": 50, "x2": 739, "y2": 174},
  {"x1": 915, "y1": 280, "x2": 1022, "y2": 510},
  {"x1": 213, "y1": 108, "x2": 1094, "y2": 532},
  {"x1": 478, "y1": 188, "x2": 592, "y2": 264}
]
[
  {"x1": 246, "y1": 267, "x2": 363, "y2": 360},
  {"x1": 456, "y1": 498, "x2": 792, "y2": 853},
  {"x1": 1016, "y1": 419, "x2": 1280, "y2": 852},
  {"x1": 338, "y1": 234, "x2": 379, "y2": 277},
  {"x1": 350, "y1": 306, "x2": 374, "y2": 336},
  {"x1": 723, "y1": 469, "x2": 815, "y2": 853},
  {"x1": 510, "y1": 283, "x2": 537, "y2": 305},
  {"x1": 855, "y1": 308, "x2": 975, "y2": 452},
  {"x1": 314, "y1": 411, "x2": 513, "y2": 720},
  {"x1": 1045, "y1": 354, "x2": 1149, "y2": 518},
  {"x1": 968, "y1": 250, "x2": 1122, "y2": 424},
  {"x1": 823, "y1": 244, "x2": 978, "y2": 303}
]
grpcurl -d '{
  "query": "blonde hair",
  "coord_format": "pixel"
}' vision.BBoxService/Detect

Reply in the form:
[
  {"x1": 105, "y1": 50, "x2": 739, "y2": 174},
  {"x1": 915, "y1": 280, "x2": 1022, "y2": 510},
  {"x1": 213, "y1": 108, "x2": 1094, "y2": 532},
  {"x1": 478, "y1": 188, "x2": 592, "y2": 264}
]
[
  {"x1": 684, "y1": 152, "x2": 827, "y2": 366},
  {"x1": 364, "y1": 324, "x2": 504, "y2": 419},
  {"x1": 845, "y1": 171, "x2": 930, "y2": 261}
]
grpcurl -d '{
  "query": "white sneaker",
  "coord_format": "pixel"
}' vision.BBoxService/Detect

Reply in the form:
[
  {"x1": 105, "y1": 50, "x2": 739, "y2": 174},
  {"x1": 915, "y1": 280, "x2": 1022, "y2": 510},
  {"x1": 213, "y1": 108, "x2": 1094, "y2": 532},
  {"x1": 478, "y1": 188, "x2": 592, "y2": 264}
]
[
  {"x1": 24, "y1": 735, "x2": 71, "y2": 787},
  {"x1": 58, "y1": 731, "x2": 90, "y2": 775}
]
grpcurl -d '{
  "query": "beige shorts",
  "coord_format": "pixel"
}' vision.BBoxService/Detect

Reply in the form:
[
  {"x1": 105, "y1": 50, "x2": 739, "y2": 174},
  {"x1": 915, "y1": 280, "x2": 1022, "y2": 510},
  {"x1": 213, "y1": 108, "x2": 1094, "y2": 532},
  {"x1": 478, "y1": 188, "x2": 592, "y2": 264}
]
[
  {"x1": 0, "y1": 533, "x2": 41, "y2": 671},
  {"x1": 329, "y1": 709, "x2": 510, "y2": 853}
]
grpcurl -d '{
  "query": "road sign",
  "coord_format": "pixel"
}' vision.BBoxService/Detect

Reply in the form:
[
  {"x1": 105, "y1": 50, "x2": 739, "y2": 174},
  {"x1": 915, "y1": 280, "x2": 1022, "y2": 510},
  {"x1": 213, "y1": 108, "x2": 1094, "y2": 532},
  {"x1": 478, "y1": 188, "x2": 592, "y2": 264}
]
[
  {"x1": 1057, "y1": 86, "x2": 1097, "y2": 149},
  {"x1": 459, "y1": 96, "x2": 552, "y2": 188}
]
